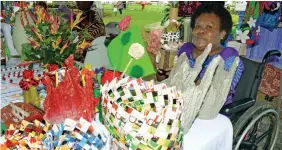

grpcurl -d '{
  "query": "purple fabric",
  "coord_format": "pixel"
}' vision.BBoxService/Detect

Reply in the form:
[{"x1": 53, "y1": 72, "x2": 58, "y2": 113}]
[
  {"x1": 246, "y1": 27, "x2": 282, "y2": 69},
  {"x1": 178, "y1": 42, "x2": 245, "y2": 105}
]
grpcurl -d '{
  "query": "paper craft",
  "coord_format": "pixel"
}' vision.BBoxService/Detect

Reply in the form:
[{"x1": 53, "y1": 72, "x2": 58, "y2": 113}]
[
  {"x1": 2, "y1": 119, "x2": 50, "y2": 149},
  {"x1": 101, "y1": 78, "x2": 183, "y2": 149},
  {"x1": 43, "y1": 55, "x2": 98, "y2": 124},
  {"x1": 107, "y1": 25, "x2": 156, "y2": 78},
  {"x1": 42, "y1": 117, "x2": 109, "y2": 149}
]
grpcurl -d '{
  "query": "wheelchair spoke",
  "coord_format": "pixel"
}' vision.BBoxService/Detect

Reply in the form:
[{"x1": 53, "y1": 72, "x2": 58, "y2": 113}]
[
  {"x1": 256, "y1": 129, "x2": 272, "y2": 143},
  {"x1": 249, "y1": 117, "x2": 263, "y2": 141}
]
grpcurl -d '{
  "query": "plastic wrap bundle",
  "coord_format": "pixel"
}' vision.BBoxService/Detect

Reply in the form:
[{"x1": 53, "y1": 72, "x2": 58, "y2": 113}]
[
  {"x1": 2, "y1": 120, "x2": 51, "y2": 149},
  {"x1": 101, "y1": 77, "x2": 183, "y2": 149},
  {"x1": 43, "y1": 117, "x2": 109, "y2": 149}
]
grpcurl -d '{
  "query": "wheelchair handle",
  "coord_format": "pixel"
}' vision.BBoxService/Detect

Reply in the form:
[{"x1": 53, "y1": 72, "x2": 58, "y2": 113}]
[{"x1": 262, "y1": 50, "x2": 281, "y2": 63}]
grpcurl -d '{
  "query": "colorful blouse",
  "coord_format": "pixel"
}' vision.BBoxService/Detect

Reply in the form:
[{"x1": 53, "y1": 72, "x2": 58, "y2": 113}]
[{"x1": 177, "y1": 42, "x2": 245, "y2": 105}]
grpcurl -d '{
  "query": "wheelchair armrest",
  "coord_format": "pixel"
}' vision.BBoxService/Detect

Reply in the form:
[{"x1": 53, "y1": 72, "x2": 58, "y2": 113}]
[{"x1": 220, "y1": 98, "x2": 255, "y2": 116}]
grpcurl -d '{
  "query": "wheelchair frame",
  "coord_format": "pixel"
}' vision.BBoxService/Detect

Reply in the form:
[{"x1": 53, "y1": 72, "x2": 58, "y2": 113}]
[{"x1": 238, "y1": 51, "x2": 281, "y2": 150}]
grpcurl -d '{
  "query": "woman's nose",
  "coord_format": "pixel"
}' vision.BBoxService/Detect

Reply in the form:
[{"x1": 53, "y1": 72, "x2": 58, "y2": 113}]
[{"x1": 196, "y1": 27, "x2": 205, "y2": 34}]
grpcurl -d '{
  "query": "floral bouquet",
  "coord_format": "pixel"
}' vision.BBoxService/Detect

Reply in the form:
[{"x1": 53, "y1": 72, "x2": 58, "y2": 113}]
[{"x1": 21, "y1": 7, "x2": 91, "y2": 67}]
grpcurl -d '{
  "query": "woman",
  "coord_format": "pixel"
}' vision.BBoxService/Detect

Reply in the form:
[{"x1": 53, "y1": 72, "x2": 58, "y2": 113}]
[
  {"x1": 75, "y1": 1, "x2": 106, "y2": 62},
  {"x1": 177, "y1": 3, "x2": 244, "y2": 105}
]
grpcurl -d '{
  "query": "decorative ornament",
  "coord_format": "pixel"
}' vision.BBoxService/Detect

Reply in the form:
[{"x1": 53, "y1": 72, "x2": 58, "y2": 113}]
[
  {"x1": 247, "y1": 16, "x2": 257, "y2": 28},
  {"x1": 236, "y1": 30, "x2": 250, "y2": 44}
]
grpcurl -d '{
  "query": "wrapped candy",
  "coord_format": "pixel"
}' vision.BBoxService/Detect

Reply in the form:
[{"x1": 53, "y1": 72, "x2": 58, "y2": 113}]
[{"x1": 101, "y1": 78, "x2": 183, "y2": 149}]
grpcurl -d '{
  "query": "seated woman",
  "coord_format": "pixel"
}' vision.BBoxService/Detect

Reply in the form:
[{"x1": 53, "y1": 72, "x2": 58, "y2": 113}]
[{"x1": 177, "y1": 3, "x2": 244, "y2": 105}]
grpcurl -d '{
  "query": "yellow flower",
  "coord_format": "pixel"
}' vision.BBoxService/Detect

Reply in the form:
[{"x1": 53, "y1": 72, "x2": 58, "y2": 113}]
[
  {"x1": 52, "y1": 38, "x2": 62, "y2": 49},
  {"x1": 70, "y1": 10, "x2": 86, "y2": 31},
  {"x1": 35, "y1": 7, "x2": 45, "y2": 24},
  {"x1": 76, "y1": 39, "x2": 91, "y2": 51},
  {"x1": 60, "y1": 41, "x2": 70, "y2": 54}
]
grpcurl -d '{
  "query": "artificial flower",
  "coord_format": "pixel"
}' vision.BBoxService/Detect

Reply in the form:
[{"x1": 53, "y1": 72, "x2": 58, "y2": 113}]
[
  {"x1": 247, "y1": 17, "x2": 256, "y2": 28},
  {"x1": 236, "y1": 30, "x2": 250, "y2": 44},
  {"x1": 31, "y1": 27, "x2": 43, "y2": 41},
  {"x1": 29, "y1": 39, "x2": 40, "y2": 50},
  {"x1": 70, "y1": 10, "x2": 86, "y2": 31},
  {"x1": 60, "y1": 41, "x2": 70, "y2": 54},
  {"x1": 48, "y1": 64, "x2": 59, "y2": 72},
  {"x1": 22, "y1": 69, "x2": 34, "y2": 79},
  {"x1": 118, "y1": 16, "x2": 131, "y2": 31},
  {"x1": 52, "y1": 38, "x2": 62, "y2": 49},
  {"x1": 76, "y1": 39, "x2": 91, "y2": 53},
  {"x1": 35, "y1": 7, "x2": 45, "y2": 24},
  {"x1": 50, "y1": 15, "x2": 60, "y2": 34}
]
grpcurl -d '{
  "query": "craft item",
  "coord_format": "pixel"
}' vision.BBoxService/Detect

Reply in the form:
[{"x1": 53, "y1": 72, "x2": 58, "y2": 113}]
[
  {"x1": 18, "y1": 69, "x2": 40, "y2": 107},
  {"x1": 147, "y1": 29, "x2": 163, "y2": 55},
  {"x1": 1, "y1": 102, "x2": 44, "y2": 126},
  {"x1": 102, "y1": 70, "x2": 122, "y2": 85},
  {"x1": 120, "y1": 43, "x2": 145, "y2": 78},
  {"x1": 118, "y1": 16, "x2": 131, "y2": 31},
  {"x1": 42, "y1": 117, "x2": 109, "y2": 149},
  {"x1": 101, "y1": 77, "x2": 183, "y2": 149},
  {"x1": 108, "y1": 25, "x2": 156, "y2": 78},
  {"x1": 2, "y1": 119, "x2": 50, "y2": 149},
  {"x1": 43, "y1": 55, "x2": 98, "y2": 124},
  {"x1": 198, "y1": 57, "x2": 239, "y2": 119}
]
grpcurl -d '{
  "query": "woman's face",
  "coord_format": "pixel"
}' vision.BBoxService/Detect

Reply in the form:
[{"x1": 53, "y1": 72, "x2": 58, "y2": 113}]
[
  {"x1": 192, "y1": 13, "x2": 226, "y2": 51},
  {"x1": 76, "y1": 1, "x2": 92, "y2": 11}
]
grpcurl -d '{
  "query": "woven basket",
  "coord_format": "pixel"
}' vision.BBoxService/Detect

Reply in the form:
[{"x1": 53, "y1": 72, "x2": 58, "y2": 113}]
[{"x1": 101, "y1": 77, "x2": 183, "y2": 149}]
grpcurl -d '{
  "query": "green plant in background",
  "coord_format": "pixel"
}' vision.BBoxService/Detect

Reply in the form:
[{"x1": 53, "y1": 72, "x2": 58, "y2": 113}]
[{"x1": 22, "y1": 8, "x2": 91, "y2": 67}]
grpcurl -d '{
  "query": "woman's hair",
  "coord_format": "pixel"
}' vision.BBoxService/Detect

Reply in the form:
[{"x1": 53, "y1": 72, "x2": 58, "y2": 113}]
[
  {"x1": 76, "y1": 1, "x2": 94, "y2": 11},
  {"x1": 35, "y1": 1, "x2": 47, "y2": 10},
  {"x1": 190, "y1": 2, "x2": 232, "y2": 40}
]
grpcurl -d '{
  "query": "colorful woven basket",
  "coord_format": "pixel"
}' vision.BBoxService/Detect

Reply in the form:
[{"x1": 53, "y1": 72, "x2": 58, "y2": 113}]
[{"x1": 101, "y1": 77, "x2": 183, "y2": 149}]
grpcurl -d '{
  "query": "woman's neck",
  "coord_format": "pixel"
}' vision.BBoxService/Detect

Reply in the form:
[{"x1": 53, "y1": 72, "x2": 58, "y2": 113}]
[{"x1": 193, "y1": 44, "x2": 223, "y2": 59}]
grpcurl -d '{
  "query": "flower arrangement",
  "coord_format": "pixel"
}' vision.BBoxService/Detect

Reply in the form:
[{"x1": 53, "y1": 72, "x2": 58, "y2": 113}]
[{"x1": 21, "y1": 7, "x2": 91, "y2": 67}]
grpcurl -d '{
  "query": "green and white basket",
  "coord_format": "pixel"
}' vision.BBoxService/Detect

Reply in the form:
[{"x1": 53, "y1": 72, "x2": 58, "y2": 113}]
[{"x1": 101, "y1": 77, "x2": 183, "y2": 150}]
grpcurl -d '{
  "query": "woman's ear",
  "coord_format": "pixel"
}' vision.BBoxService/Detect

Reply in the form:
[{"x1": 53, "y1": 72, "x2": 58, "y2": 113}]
[{"x1": 220, "y1": 31, "x2": 226, "y2": 40}]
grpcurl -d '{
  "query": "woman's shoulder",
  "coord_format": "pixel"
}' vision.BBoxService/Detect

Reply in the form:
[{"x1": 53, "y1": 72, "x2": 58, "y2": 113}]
[
  {"x1": 177, "y1": 42, "x2": 194, "y2": 56},
  {"x1": 220, "y1": 46, "x2": 240, "y2": 60}
]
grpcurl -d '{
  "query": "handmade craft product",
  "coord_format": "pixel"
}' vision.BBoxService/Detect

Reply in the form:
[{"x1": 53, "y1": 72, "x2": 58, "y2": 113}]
[{"x1": 101, "y1": 77, "x2": 183, "y2": 149}]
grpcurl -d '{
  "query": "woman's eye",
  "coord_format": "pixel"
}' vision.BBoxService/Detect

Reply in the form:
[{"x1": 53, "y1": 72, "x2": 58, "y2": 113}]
[
  {"x1": 195, "y1": 25, "x2": 200, "y2": 29},
  {"x1": 206, "y1": 25, "x2": 212, "y2": 29}
]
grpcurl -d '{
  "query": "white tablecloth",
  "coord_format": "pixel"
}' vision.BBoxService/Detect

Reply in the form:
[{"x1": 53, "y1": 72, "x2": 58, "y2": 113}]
[{"x1": 183, "y1": 114, "x2": 233, "y2": 150}]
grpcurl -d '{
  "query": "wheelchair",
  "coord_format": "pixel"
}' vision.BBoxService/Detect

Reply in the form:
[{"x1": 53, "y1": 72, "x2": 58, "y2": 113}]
[{"x1": 221, "y1": 50, "x2": 282, "y2": 150}]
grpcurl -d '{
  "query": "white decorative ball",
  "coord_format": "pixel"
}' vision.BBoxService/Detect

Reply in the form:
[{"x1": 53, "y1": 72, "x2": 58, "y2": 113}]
[{"x1": 128, "y1": 43, "x2": 145, "y2": 60}]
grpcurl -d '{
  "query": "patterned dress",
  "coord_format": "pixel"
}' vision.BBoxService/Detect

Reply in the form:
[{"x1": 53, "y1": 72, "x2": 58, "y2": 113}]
[{"x1": 178, "y1": 42, "x2": 245, "y2": 105}]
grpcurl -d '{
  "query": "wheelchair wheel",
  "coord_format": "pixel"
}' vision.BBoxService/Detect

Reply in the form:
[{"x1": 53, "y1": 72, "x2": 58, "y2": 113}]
[{"x1": 233, "y1": 101, "x2": 279, "y2": 150}]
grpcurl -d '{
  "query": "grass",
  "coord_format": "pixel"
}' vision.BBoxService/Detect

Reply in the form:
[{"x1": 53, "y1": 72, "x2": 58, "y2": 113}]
[{"x1": 102, "y1": 4, "x2": 165, "y2": 33}]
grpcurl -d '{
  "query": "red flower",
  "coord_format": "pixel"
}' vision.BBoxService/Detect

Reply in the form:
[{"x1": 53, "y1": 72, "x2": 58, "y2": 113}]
[
  {"x1": 118, "y1": 16, "x2": 131, "y2": 31},
  {"x1": 102, "y1": 70, "x2": 122, "y2": 85},
  {"x1": 30, "y1": 78, "x2": 40, "y2": 86},
  {"x1": 19, "y1": 80, "x2": 30, "y2": 90},
  {"x1": 22, "y1": 69, "x2": 34, "y2": 79},
  {"x1": 48, "y1": 64, "x2": 58, "y2": 72}
]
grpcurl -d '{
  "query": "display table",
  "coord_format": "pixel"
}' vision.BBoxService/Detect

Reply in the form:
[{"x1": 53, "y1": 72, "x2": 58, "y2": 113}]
[{"x1": 183, "y1": 114, "x2": 233, "y2": 150}]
